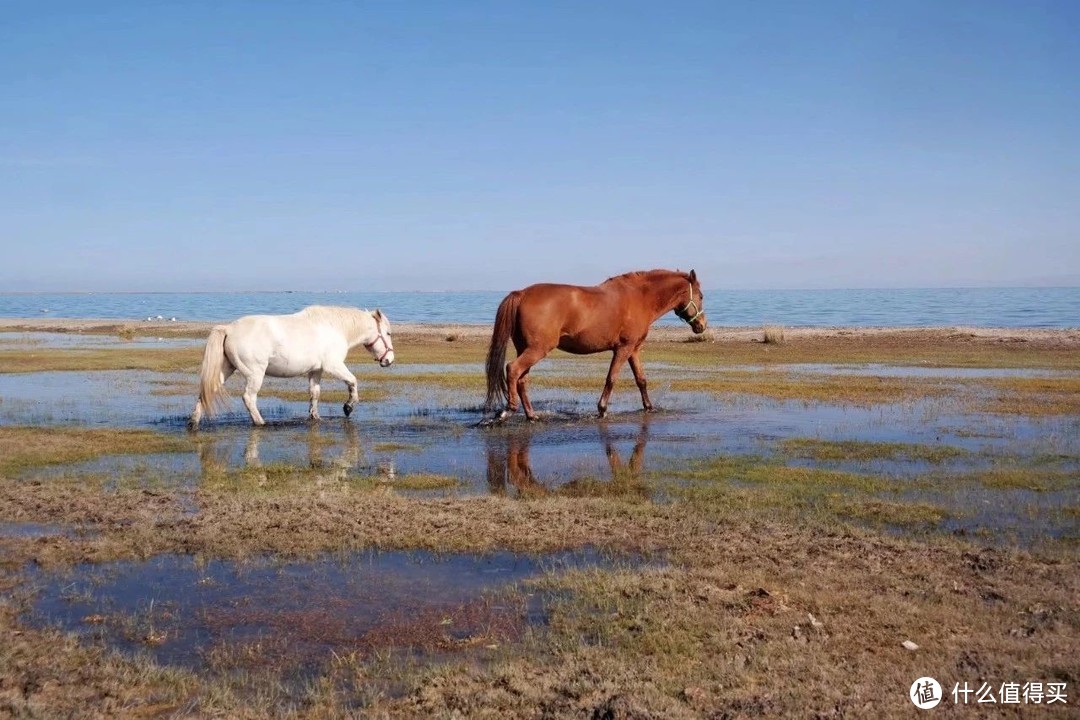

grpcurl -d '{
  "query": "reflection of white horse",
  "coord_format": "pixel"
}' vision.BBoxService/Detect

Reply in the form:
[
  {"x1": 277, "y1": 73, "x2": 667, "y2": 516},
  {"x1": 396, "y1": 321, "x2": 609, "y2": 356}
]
[{"x1": 188, "y1": 306, "x2": 395, "y2": 429}]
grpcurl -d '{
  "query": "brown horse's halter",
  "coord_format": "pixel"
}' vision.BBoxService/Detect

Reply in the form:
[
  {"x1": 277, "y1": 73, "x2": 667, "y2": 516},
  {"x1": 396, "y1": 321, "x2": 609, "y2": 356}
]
[
  {"x1": 364, "y1": 329, "x2": 392, "y2": 363},
  {"x1": 675, "y1": 282, "x2": 705, "y2": 325}
]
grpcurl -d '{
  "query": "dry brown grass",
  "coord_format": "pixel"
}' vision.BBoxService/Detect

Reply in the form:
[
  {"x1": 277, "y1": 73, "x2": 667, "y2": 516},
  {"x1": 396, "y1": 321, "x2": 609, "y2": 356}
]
[
  {"x1": 4, "y1": 493, "x2": 1073, "y2": 718},
  {"x1": 0, "y1": 332, "x2": 1076, "y2": 717},
  {"x1": 762, "y1": 324, "x2": 786, "y2": 344},
  {"x1": 4, "y1": 330, "x2": 1078, "y2": 376},
  {"x1": 644, "y1": 332, "x2": 1080, "y2": 369}
]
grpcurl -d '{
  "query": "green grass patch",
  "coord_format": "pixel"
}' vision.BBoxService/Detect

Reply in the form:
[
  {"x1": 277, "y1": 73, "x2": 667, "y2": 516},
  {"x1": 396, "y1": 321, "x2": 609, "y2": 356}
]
[
  {"x1": 199, "y1": 462, "x2": 377, "y2": 495},
  {"x1": 642, "y1": 336, "x2": 1080, "y2": 370},
  {"x1": 975, "y1": 376, "x2": 1080, "y2": 416},
  {"x1": 826, "y1": 496, "x2": 952, "y2": 528},
  {"x1": 949, "y1": 467, "x2": 1077, "y2": 492},
  {"x1": 389, "y1": 473, "x2": 461, "y2": 491},
  {"x1": 372, "y1": 442, "x2": 422, "y2": 453},
  {"x1": 661, "y1": 455, "x2": 889, "y2": 492},
  {"x1": 0, "y1": 347, "x2": 201, "y2": 374},
  {"x1": 670, "y1": 371, "x2": 953, "y2": 405},
  {"x1": 780, "y1": 438, "x2": 969, "y2": 463},
  {"x1": 555, "y1": 476, "x2": 652, "y2": 502},
  {"x1": 0, "y1": 426, "x2": 192, "y2": 476}
]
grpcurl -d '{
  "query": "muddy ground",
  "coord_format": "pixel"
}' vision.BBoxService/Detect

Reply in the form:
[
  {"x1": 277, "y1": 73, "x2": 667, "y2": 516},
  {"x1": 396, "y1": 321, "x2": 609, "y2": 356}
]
[{"x1": 0, "y1": 324, "x2": 1077, "y2": 718}]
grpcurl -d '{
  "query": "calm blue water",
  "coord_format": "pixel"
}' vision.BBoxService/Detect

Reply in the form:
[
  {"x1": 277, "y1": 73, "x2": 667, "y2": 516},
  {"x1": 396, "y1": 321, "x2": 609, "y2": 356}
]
[{"x1": 1, "y1": 287, "x2": 1077, "y2": 328}]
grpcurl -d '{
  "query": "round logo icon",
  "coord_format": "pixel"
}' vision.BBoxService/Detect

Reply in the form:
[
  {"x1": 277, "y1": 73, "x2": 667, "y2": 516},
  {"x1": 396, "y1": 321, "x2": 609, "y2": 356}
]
[{"x1": 910, "y1": 677, "x2": 943, "y2": 709}]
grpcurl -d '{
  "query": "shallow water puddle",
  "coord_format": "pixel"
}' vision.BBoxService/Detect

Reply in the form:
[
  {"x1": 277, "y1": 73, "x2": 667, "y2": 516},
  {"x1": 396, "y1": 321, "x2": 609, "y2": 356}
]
[
  {"x1": 27, "y1": 548, "x2": 616, "y2": 677},
  {"x1": 0, "y1": 521, "x2": 96, "y2": 539}
]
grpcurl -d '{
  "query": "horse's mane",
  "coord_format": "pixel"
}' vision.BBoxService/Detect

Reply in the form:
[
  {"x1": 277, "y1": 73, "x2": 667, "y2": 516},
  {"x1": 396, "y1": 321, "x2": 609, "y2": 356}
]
[
  {"x1": 601, "y1": 269, "x2": 686, "y2": 285},
  {"x1": 297, "y1": 305, "x2": 373, "y2": 337}
]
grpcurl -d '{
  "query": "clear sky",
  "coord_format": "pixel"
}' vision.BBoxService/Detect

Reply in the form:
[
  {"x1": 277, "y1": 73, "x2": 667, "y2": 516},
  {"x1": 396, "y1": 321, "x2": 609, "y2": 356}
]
[{"x1": 2, "y1": 1, "x2": 1077, "y2": 292}]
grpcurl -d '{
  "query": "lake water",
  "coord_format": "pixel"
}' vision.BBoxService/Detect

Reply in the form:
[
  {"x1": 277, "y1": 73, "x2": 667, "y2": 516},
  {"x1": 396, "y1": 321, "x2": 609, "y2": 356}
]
[{"x1": 1, "y1": 287, "x2": 1077, "y2": 328}]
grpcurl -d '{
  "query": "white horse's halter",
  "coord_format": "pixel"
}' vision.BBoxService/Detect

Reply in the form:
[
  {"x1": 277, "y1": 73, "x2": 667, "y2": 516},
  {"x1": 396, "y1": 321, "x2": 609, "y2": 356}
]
[{"x1": 364, "y1": 328, "x2": 392, "y2": 363}]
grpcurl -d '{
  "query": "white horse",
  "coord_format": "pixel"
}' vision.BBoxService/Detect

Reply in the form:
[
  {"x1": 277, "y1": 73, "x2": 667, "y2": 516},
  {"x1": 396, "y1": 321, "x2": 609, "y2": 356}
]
[{"x1": 188, "y1": 305, "x2": 395, "y2": 429}]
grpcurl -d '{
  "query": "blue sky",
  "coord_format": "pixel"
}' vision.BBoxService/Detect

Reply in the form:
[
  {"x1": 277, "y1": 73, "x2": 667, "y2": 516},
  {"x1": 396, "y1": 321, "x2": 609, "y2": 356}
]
[{"x1": 2, "y1": 1, "x2": 1077, "y2": 292}]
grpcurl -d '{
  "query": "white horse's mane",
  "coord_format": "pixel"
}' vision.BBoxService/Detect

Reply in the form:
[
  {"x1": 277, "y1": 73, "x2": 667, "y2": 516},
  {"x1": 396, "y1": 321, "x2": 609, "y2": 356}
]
[{"x1": 297, "y1": 305, "x2": 376, "y2": 342}]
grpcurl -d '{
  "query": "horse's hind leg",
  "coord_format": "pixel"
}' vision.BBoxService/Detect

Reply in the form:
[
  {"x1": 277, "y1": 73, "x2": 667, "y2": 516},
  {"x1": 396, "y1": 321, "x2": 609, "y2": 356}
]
[
  {"x1": 507, "y1": 347, "x2": 547, "y2": 421},
  {"x1": 241, "y1": 369, "x2": 267, "y2": 426},
  {"x1": 307, "y1": 370, "x2": 323, "y2": 421},
  {"x1": 189, "y1": 401, "x2": 204, "y2": 431},
  {"x1": 188, "y1": 362, "x2": 235, "y2": 430},
  {"x1": 627, "y1": 350, "x2": 653, "y2": 412},
  {"x1": 517, "y1": 367, "x2": 537, "y2": 420},
  {"x1": 598, "y1": 348, "x2": 632, "y2": 418}
]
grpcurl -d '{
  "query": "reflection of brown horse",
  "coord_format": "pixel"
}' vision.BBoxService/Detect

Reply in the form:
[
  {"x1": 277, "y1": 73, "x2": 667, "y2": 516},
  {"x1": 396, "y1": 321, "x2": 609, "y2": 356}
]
[
  {"x1": 485, "y1": 421, "x2": 650, "y2": 498},
  {"x1": 485, "y1": 431, "x2": 543, "y2": 497},
  {"x1": 484, "y1": 269, "x2": 707, "y2": 421}
]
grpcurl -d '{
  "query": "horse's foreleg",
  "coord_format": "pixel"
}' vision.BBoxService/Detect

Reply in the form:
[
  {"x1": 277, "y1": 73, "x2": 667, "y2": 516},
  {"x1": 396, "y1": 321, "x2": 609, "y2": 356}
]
[
  {"x1": 627, "y1": 351, "x2": 653, "y2": 412},
  {"x1": 598, "y1": 349, "x2": 631, "y2": 418},
  {"x1": 308, "y1": 370, "x2": 323, "y2": 421},
  {"x1": 322, "y1": 360, "x2": 359, "y2": 418}
]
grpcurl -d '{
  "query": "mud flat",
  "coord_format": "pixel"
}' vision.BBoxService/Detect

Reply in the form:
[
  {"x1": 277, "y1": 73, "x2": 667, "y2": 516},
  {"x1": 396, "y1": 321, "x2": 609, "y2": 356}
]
[{"x1": 0, "y1": 326, "x2": 1077, "y2": 717}]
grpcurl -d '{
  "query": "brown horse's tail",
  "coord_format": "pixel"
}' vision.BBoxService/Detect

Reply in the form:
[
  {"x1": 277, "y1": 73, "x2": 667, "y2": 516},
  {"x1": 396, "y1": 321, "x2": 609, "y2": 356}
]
[
  {"x1": 485, "y1": 291, "x2": 521, "y2": 411},
  {"x1": 196, "y1": 326, "x2": 230, "y2": 417}
]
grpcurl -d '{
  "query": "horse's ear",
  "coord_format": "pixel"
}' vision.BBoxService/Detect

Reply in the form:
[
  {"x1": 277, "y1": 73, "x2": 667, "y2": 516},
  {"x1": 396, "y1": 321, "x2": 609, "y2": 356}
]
[
  {"x1": 373, "y1": 308, "x2": 383, "y2": 320},
  {"x1": 689, "y1": 269, "x2": 697, "y2": 282}
]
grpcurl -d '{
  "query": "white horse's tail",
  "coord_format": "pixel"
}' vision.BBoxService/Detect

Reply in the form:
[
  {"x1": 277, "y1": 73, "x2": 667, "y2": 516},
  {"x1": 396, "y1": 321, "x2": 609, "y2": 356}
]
[{"x1": 197, "y1": 326, "x2": 230, "y2": 416}]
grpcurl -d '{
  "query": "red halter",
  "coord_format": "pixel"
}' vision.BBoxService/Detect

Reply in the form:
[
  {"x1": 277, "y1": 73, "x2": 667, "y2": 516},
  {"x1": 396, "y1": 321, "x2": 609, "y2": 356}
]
[{"x1": 364, "y1": 331, "x2": 391, "y2": 363}]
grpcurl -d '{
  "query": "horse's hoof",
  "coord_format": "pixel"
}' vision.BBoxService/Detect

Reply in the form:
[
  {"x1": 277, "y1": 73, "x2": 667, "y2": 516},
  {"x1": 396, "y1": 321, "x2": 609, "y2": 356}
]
[
  {"x1": 526, "y1": 414, "x2": 539, "y2": 423},
  {"x1": 343, "y1": 403, "x2": 353, "y2": 418},
  {"x1": 476, "y1": 410, "x2": 510, "y2": 428},
  {"x1": 309, "y1": 414, "x2": 321, "y2": 422}
]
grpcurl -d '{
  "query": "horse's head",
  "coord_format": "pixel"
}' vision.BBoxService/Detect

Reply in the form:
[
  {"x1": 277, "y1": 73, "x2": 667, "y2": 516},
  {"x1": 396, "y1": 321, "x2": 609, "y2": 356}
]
[
  {"x1": 365, "y1": 309, "x2": 396, "y2": 367},
  {"x1": 675, "y1": 269, "x2": 708, "y2": 334}
]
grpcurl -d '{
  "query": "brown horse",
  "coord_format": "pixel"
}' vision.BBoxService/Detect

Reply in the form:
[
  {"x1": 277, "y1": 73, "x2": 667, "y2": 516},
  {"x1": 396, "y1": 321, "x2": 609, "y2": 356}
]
[{"x1": 484, "y1": 269, "x2": 707, "y2": 421}]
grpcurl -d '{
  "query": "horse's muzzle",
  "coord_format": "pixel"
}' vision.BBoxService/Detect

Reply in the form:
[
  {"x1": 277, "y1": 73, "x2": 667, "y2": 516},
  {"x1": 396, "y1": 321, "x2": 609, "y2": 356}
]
[
  {"x1": 379, "y1": 355, "x2": 394, "y2": 367},
  {"x1": 691, "y1": 316, "x2": 708, "y2": 334}
]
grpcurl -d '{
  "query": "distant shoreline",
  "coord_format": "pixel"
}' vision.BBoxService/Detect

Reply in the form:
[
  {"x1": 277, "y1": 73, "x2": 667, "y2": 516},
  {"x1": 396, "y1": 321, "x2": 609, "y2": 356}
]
[{"x1": 1, "y1": 317, "x2": 1077, "y2": 348}]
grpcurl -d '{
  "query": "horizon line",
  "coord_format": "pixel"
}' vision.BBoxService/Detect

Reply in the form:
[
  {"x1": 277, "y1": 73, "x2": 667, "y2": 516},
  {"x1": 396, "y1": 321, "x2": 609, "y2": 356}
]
[{"x1": 1, "y1": 284, "x2": 1078, "y2": 296}]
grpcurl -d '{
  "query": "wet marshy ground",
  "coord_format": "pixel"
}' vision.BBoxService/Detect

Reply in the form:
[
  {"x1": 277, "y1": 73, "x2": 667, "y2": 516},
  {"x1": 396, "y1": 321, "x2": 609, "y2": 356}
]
[
  {"x1": 0, "y1": 330, "x2": 1077, "y2": 716},
  {"x1": 27, "y1": 548, "x2": 621, "y2": 687},
  {"x1": 3, "y1": 354, "x2": 1076, "y2": 544}
]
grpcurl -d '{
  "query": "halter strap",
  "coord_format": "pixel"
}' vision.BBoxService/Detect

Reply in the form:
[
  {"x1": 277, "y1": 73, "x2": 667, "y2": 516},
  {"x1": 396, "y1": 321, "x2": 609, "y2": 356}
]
[
  {"x1": 675, "y1": 281, "x2": 704, "y2": 325},
  {"x1": 364, "y1": 332, "x2": 391, "y2": 363}
]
